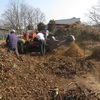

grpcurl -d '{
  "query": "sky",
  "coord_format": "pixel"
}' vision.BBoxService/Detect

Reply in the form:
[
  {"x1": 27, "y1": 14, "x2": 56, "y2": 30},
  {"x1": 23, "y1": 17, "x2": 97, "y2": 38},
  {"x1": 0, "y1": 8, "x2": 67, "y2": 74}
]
[{"x1": 0, "y1": 0, "x2": 98, "y2": 24}]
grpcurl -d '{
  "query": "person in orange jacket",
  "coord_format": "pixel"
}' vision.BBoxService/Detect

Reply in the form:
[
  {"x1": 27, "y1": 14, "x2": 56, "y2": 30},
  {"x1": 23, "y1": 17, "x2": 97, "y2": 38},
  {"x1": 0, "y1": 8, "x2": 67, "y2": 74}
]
[{"x1": 29, "y1": 31, "x2": 36, "y2": 39}]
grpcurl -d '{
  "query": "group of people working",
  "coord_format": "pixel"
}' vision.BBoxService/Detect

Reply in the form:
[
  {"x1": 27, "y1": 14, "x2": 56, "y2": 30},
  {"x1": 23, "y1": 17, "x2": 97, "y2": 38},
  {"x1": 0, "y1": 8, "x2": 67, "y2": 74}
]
[
  {"x1": 6, "y1": 29, "x2": 46, "y2": 58},
  {"x1": 6, "y1": 29, "x2": 75, "y2": 58}
]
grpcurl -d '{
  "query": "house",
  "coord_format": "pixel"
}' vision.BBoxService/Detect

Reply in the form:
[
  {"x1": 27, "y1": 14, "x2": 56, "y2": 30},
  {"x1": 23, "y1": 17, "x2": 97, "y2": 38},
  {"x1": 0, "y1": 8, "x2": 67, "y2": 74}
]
[
  {"x1": 54, "y1": 17, "x2": 80, "y2": 28},
  {"x1": 0, "y1": 27, "x2": 8, "y2": 34}
]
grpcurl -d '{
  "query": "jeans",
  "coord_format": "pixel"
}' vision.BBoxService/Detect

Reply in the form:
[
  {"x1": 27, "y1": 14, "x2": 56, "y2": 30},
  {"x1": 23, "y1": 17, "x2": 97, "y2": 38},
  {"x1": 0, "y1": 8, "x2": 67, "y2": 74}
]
[{"x1": 38, "y1": 40, "x2": 46, "y2": 55}]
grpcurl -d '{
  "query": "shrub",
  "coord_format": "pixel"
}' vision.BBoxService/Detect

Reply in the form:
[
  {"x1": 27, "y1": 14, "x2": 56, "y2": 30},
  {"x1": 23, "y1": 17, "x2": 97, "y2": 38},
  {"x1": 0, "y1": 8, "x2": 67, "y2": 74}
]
[{"x1": 54, "y1": 25, "x2": 100, "y2": 42}]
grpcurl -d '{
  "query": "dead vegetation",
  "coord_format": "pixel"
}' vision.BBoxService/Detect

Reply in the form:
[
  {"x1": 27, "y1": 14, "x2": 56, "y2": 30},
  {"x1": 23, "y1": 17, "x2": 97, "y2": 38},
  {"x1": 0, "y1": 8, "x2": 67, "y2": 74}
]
[
  {"x1": 0, "y1": 40, "x2": 100, "y2": 100},
  {"x1": 64, "y1": 41, "x2": 84, "y2": 58},
  {"x1": 87, "y1": 45, "x2": 100, "y2": 60}
]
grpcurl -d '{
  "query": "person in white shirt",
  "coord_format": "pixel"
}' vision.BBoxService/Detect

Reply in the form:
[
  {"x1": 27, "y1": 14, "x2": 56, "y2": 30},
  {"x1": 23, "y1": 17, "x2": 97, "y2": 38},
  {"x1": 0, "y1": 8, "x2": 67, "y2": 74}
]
[
  {"x1": 36, "y1": 32, "x2": 46, "y2": 54},
  {"x1": 36, "y1": 32, "x2": 45, "y2": 40}
]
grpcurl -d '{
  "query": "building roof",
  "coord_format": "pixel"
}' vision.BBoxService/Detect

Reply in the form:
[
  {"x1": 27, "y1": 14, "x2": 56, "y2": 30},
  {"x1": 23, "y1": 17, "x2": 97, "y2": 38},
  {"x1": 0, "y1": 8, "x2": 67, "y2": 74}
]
[
  {"x1": 0, "y1": 28, "x2": 8, "y2": 31},
  {"x1": 54, "y1": 17, "x2": 80, "y2": 25}
]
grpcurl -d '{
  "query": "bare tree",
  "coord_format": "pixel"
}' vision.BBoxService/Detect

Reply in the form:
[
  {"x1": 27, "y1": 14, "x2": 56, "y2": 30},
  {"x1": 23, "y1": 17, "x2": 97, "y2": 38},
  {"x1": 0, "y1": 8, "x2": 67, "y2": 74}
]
[
  {"x1": 87, "y1": 0, "x2": 100, "y2": 25},
  {"x1": 2, "y1": 0, "x2": 45, "y2": 33},
  {"x1": 0, "y1": 19, "x2": 6, "y2": 26},
  {"x1": 34, "y1": 8, "x2": 45, "y2": 29}
]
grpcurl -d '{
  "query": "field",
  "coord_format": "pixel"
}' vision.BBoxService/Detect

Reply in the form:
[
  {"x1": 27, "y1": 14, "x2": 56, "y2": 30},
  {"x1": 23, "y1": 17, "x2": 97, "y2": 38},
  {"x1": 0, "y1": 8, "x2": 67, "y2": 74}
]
[{"x1": 0, "y1": 38, "x2": 100, "y2": 100}]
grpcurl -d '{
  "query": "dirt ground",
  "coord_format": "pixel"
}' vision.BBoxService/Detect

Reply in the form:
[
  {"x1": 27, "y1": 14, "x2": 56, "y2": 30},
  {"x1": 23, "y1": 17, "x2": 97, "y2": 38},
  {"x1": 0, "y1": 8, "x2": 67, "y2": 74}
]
[{"x1": 0, "y1": 40, "x2": 100, "y2": 100}]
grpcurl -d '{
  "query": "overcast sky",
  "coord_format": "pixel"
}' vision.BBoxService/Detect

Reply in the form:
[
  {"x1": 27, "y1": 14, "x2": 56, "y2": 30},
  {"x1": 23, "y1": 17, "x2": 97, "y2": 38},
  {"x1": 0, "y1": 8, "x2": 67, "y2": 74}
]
[{"x1": 0, "y1": 0, "x2": 98, "y2": 23}]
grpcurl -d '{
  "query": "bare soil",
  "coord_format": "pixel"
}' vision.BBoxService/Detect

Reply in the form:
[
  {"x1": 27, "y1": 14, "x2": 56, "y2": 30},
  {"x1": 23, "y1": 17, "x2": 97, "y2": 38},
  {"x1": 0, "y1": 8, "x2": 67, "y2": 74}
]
[{"x1": 0, "y1": 41, "x2": 100, "y2": 100}]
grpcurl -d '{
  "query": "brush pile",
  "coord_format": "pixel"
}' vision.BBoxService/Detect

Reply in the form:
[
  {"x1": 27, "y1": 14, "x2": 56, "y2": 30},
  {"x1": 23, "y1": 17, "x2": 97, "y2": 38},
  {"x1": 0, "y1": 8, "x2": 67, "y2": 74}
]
[{"x1": 55, "y1": 82, "x2": 99, "y2": 100}]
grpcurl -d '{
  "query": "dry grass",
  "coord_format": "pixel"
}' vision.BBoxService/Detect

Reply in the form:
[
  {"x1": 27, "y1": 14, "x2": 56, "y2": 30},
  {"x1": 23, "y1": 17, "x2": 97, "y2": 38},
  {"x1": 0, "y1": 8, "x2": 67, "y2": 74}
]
[
  {"x1": 88, "y1": 45, "x2": 100, "y2": 59},
  {"x1": 0, "y1": 40, "x2": 5, "y2": 44},
  {"x1": 64, "y1": 41, "x2": 84, "y2": 58}
]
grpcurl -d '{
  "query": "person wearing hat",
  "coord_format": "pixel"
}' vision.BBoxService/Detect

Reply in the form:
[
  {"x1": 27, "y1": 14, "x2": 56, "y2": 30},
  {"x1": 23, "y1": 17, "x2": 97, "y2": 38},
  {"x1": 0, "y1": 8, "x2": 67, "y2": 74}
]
[{"x1": 6, "y1": 29, "x2": 19, "y2": 58}]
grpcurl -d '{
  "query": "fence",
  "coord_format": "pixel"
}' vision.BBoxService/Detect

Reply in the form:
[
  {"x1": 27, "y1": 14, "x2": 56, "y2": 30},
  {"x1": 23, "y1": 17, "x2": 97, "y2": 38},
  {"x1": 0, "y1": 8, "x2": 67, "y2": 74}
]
[
  {"x1": 0, "y1": 34, "x2": 8, "y2": 40},
  {"x1": 0, "y1": 34, "x2": 23, "y2": 40}
]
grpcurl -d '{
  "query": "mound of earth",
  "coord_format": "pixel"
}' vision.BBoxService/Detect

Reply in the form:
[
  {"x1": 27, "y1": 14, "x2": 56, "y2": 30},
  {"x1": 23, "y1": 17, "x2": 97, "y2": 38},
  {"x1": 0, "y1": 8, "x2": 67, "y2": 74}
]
[
  {"x1": 64, "y1": 42, "x2": 84, "y2": 58},
  {"x1": 0, "y1": 42, "x2": 100, "y2": 100}
]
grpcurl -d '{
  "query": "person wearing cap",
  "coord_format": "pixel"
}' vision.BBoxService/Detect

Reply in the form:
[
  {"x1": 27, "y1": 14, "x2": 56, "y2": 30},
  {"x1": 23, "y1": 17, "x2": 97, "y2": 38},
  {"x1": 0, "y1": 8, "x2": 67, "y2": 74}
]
[{"x1": 6, "y1": 29, "x2": 19, "y2": 58}]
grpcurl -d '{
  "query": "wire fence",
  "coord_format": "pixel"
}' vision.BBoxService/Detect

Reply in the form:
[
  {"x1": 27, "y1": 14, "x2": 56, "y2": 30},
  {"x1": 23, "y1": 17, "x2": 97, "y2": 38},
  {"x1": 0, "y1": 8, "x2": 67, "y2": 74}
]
[{"x1": 0, "y1": 34, "x2": 23, "y2": 40}]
